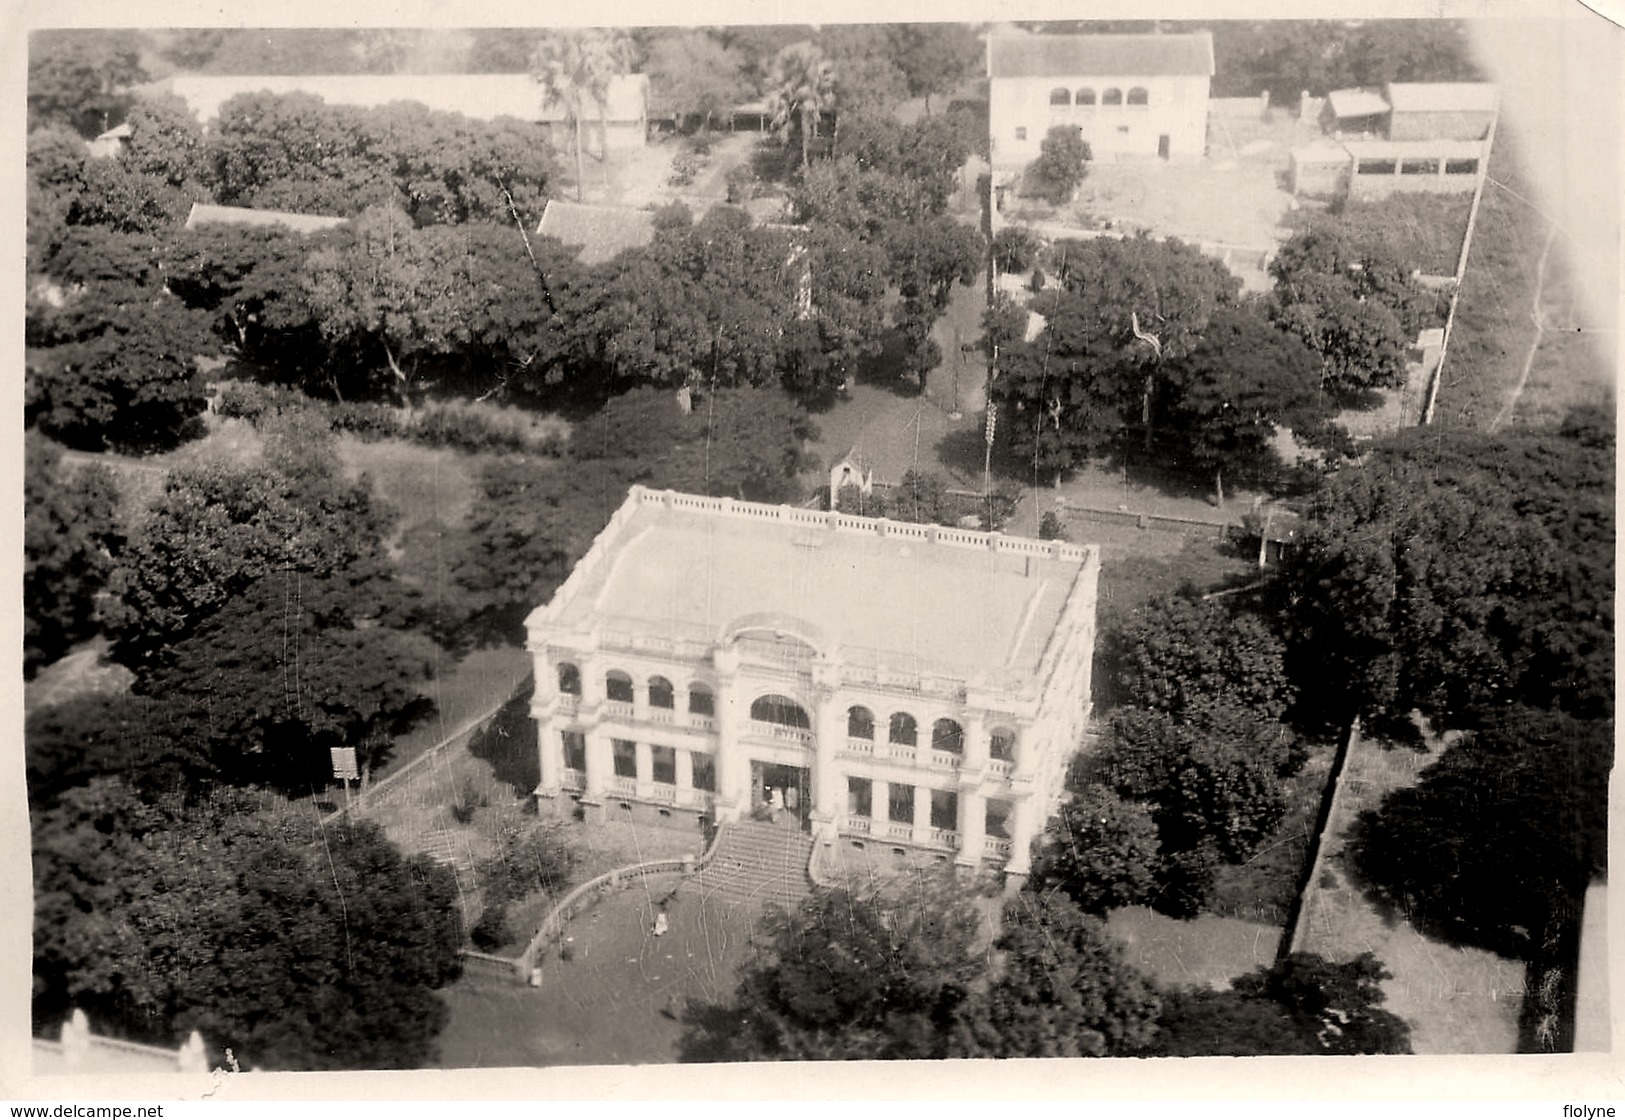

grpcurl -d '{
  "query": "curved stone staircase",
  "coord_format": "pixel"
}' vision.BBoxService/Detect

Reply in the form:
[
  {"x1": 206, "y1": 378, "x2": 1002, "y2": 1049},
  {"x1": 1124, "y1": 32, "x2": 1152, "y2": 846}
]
[{"x1": 683, "y1": 820, "x2": 814, "y2": 910}]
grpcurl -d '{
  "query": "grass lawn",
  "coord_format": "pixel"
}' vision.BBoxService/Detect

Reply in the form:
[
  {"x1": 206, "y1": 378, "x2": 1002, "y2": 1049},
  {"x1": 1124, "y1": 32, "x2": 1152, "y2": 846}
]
[
  {"x1": 1431, "y1": 131, "x2": 1614, "y2": 432},
  {"x1": 437, "y1": 873, "x2": 766, "y2": 1068},
  {"x1": 1282, "y1": 194, "x2": 1470, "y2": 276},
  {"x1": 1294, "y1": 731, "x2": 1524, "y2": 1054},
  {"x1": 1106, "y1": 906, "x2": 1283, "y2": 992}
]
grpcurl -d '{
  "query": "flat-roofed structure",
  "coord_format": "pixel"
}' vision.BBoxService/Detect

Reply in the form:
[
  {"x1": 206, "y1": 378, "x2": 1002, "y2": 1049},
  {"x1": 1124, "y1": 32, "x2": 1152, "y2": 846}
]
[
  {"x1": 535, "y1": 199, "x2": 657, "y2": 265},
  {"x1": 525, "y1": 487, "x2": 1102, "y2": 877},
  {"x1": 987, "y1": 31, "x2": 1214, "y2": 168},
  {"x1": 184, "y1": 202, "x2": 349, "y2": 234}
]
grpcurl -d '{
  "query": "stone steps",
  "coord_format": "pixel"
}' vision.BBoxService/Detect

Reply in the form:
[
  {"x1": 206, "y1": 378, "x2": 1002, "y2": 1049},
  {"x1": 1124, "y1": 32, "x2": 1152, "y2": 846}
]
[{"x1": 687, "y1": 821, "x2": 814, "y2": 908}]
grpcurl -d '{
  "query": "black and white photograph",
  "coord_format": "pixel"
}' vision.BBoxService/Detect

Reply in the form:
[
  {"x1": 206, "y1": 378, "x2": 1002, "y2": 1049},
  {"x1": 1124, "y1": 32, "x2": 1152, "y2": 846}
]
[{"x1": 7, "y1": 0, "x2": 1618, "y2": 1103}]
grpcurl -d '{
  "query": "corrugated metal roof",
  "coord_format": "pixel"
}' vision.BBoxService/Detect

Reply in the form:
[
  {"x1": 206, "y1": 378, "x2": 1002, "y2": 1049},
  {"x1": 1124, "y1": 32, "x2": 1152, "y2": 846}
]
[
  {"x1": 535, "y1": 199, "x2": 657, "y2": 265},
  {"x1": 987, "y1": 32, "x2": 1213, "y2": 79},
  {"x1": 1385, "y1": 82, "x2": 1498, "y2": 113},
  {"x1": 184, "y1": 202, "x2": 349, "y2": 233},
  {"x1": 1325, "y1": 87, "x2": 1390, "y2": 118},
  {"x1": 165, "y1": 72, "x2": 647, "y2": 125}
]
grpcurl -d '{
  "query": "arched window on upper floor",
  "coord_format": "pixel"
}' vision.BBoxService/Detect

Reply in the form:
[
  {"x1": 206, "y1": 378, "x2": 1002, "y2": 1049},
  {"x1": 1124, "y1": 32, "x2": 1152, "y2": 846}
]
[
  {"x1": 931, "y1": 718, "x2": 964, "y2": 754},
  {"x1": 688, "y1": 684, "x2": 715, "y2": 717},
  {"x1": 648, "y1": 676, "x2": 675, "y2": 709},
  {"x1": 888, "y1": 712, "x2": 918, "y2": 746},
  {"x1": 1075, "y1": 87, "x2": 1097, "y2": 106},
  {"x1": 1102, "y1": 88, "x2": 1123, "y2": 106},
  {"x1": 1127, "y1": 87, "x2": 1149, "y2": 106},
  {"x1": 557, "y1": 662, "x2": 581, "y2": 696},
  {"x1": 605, "y1": 669, "x2": 634, "y2": 704},
  {"x1": 848, "y1": 706, "x2": 875, "y2": 740},
  {"x1": 1049, "y1": 87, "x2": 1071, "y2": 106},
  {"x1": 751, "y1": 694, "x2": 810, "y2": 729}
]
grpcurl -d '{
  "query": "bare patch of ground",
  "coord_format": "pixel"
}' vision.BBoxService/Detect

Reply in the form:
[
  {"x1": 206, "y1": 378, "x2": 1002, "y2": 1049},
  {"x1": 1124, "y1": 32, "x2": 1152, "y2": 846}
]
[
  {"x1": 1294, "y1": 732, "x2": 1524, "y2": 1054},
  {"x1": 1106, "y1": 906, "x2": 1283, "y2": 991}
]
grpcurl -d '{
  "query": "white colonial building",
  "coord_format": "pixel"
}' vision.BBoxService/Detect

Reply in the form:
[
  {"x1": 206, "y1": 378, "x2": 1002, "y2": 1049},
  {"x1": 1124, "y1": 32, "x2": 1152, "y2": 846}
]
[
  {"x1": 987, "y1": 31, "x2": 1214, "y2": 169},
  {"x1": 525, "y1": 487, "x2": 1101, "y2": 878}
]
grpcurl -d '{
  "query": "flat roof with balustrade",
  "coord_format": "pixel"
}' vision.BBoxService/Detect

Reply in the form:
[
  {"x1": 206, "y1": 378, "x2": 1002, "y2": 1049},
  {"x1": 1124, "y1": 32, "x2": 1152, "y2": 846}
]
[{"x1": 534, "y1": 488, "x2": 1096, "y2": 685}]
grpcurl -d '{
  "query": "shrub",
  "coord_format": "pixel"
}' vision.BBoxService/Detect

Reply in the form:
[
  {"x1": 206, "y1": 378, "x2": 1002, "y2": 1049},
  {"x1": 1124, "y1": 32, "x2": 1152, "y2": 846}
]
[
  {"x1": 992, "y1": 226, "x2": 1039, "y2": 274},
  {"x1": 477, "y1": 820, "x2": 574, "y2": 907},
  {"x1": 1027, "y1": 125, "x2": 1091, "y2": 205},
  {"x1": 408, "y1": 400, "x2": 564, "y2": 456},
  {"x1": 725, "y1": 163, "x2": 758, "y2": 204},
  {"x1": 470, "y1": 903, "x2": 512, "y2": 951},
  {"x1": 328, "y1": 400, "x2": 405, "y2": 441},
  {"x1": 215, "y1": 379, "x2": 296, "y2": 423},
  {"x1": 1039, "y1": 510, "x2": 1069, "y2": 541}
]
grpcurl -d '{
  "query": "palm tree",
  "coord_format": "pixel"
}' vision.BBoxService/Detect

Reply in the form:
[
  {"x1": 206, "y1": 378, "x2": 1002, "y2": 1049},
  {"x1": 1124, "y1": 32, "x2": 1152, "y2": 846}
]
[
  {"x1": 765, "y1": 41, "x2": 834, "y2": 168},
  {"x1": 530, "y1": 29, "x2": 632, "y2": 199}
]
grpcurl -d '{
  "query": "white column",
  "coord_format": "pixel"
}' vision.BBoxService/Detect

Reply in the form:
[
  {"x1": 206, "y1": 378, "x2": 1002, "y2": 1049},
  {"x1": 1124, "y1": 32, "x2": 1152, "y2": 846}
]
[
  {"x1": 713, "y1": 646, "x2": 743, "y2": 821},
  {"x1": 535, "y1": 715, "x2": 560, "y2": 797},
  {"x1": 963, "y1": 711, "x2": 990, "y2": 774},
  {"x1": 811, "y1": 669, "x2": 843, "y2": 843},
  {"x1": 912, "y1": 782, "x2": 932, "y2": 843},
  {"x1": 1006, "y1": 796, "x2": 1035, "y2": 876},
  {"x1": 676, "y1": 747, "x2": 695, "y2": 793},
  {"x1": 583, "y1": 730, "x2": 612, "y2": 802},
  {"x1": 956, "y1": 788, "x2": 986, "y2": 870},
  {"x1": 872, "y1": 779, "x2": 889, "y2": 837}
]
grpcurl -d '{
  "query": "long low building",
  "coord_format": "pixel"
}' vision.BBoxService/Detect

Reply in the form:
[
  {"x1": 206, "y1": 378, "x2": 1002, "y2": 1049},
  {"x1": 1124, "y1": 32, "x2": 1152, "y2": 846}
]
[{"x1": 524, "y1": 486, "x2": 1101, "y2": 878}]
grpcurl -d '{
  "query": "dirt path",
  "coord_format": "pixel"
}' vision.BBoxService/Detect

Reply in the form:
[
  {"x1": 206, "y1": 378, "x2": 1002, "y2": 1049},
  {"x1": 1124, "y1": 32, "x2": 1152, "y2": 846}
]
[{"x1": 1488, "y1": 221, "x2": 1559, "y2": 433}]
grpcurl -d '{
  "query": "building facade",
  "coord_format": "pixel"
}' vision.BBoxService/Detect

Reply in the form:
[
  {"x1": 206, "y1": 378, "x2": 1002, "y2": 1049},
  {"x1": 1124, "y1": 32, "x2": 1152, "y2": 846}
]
[
  {"x1": 525, "y1": 487, "x2": 1101, "y2": 878},
  {"x1": 987, "y1": 32, "x2": 1214, "y2": 169}
]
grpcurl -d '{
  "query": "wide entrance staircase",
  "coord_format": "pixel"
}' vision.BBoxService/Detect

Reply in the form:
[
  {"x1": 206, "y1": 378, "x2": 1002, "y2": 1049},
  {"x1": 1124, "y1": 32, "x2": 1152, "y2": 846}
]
[{"x1": 684, "y1": 820, "x2": 814, "y2": 910}]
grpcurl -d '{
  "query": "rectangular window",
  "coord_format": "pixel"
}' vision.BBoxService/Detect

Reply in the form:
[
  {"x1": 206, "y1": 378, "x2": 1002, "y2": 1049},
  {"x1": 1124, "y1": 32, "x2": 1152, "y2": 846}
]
[
  {"x1": 888, "y1": 783, "x2": 914, "y2": 824},
  {"x1": 1400, "y1": 158, "x2": 1440, "y2": 175},
  {"x1": 651, "y1": 744, "x2": 676, "y2": 785},
  {"x1": 688, "y1": 687, "x2": 714, "y2": 716},
  {"x1": 1356, "y1": 159, "x2": 1397, "y2": 176},
  {"x1": 1014, "y1": 127, "x2": 1027, "y2": 141},
  {"x1": 612, "y1": 739, "x2": 637, "y2": 779},
  {"x1": 985, "y1": 798, "x2": 1013, "y2": 840},
  {"x1": 930, "y1": 789, "x2": 958, "y2": 831},
  {"x1": 1445, "y1": 158, "x2": 1479, "y2": 175},
  {"x1": 561, "y1": 730, "x2": 586, "y2": 772},
  {"x1": 848, "y1": 777, "x2": 872, "y2": 818},
  {"x1": 690, "y1": 753, "x2": 715, "y2": 792}
]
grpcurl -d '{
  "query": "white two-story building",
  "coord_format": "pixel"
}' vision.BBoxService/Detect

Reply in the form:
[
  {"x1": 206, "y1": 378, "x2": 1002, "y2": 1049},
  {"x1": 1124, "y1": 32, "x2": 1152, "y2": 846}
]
[
  {"x1": 524, "y1": 487, "x2": 1101, "y2": 878},
  {"x1": 987, "y1": 31, "x2": 1214, "y2": 169}
]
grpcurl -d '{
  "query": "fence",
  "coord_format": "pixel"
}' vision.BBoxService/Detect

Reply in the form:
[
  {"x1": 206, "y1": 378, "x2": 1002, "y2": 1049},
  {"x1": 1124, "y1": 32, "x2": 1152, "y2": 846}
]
[
  {"x1": 1056, "y1": 501, "x2": 1233, "y2": 539},
  {"x1": 465, "y1": 824, "x2": 731, "y2": 983},
  {"x1": 1283, "y1": 717, "x2": 1360, "y2": 958}
]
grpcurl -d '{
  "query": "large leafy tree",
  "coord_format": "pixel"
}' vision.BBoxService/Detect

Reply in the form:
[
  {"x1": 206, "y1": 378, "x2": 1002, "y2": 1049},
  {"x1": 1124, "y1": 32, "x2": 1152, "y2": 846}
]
[
  {"x1": 32, "y1": 779, "x2": 463, "y2": 1070},
  {"x1": 1031, "y1": 785, "x2": 1162, "y2": 916},
  {"x1": 962, "y1": 894, "x2": 1163, "y2": 1058},
  {"x1": 1279, "y1": 421, "x2": 1614, "y2": 727},
  {"x1": 887, "y1": 23, "x2": 983, "y2": 114},
  {"x1": 680, "y1": 876, "x2": 985, "y2": 1061},
  {"x1": 1161, "y1": 303, "x2": 1333, "y2": 504},
  {"x1": 1154, "y1": 952, "x2": 1411, "y2": 1055},
  {"x1": 644, "y1": 30, "x2": 749, "y2": 131},
  {"x1": 1351, "y1": 708, "x2": 1610, "y2": 960},
  {"x1": 136, "y1": 572, "x2": 437, "y2": 792},
  {"x1": 1269, "y1": 227, "x2": 1444, "y2": 400},
  {"x1": 1027, "y1": 124, "x2": 1091, "y2": 204},
  {"x1": 766, "y1": 41, "x2": 836, "y2": 168},
  {"x1": 1107, "y1": 591, "x2": 1295, "y2": 720},
  {"x1": 27, "y1": 30, "x2": 148, "y2": 138},
  {"x1": 991, "y1": 235, "x2": 1241, "y2": 476},
  {"x1": 25, "y1": 226, "x2": 212, "y2": 454},
  {"x1": 108, "y1": 455, "x2": 393, "y2": 664},
  {"x1": 23, "y1": 435, "x2": 123, "y2": 675}
]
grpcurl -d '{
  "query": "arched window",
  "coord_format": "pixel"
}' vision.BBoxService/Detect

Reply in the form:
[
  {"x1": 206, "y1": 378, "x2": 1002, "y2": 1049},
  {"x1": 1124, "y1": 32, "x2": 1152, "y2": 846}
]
[
  {"x1": 605, "y1": 669, "x2": 634, "y2": 704},
  {"x1": 1049, "y1": 87, "x2": 1071, "y2": 106},
  {"x1": 888, "y1": 712, "x2": 918, "y2": 746},
  {"x1": 931, "y1": 718, "x2": 964, "y2": 754},
  {"x1": 990, "y1": 726, "x2": 1017, "y2": 762},
  {"x1": 557, "y1": 662, "x2": 581, "y2": 696},
  {"x1": 1076, "y1": 87, "x2": 1097, "y2": 106},
  {"x1": 688, "y1": 684, "x2": 715, "y2": 717},
  {"x1": 1102, "y1": 88, "x2": 1123, "y2": 106},
  {"x1": 751, "y1": 694, "x2": 810, "y2": 729},
  {"x1": 1127, "y1": 87, "x2": 1149, "y2": 106},
  {"x1": 648, "y1": 676, "x2": 675, "y2": 709},
  {"x1": 848, "y1": 706, "x2": 875, "y2": 740}
]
